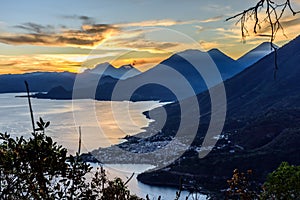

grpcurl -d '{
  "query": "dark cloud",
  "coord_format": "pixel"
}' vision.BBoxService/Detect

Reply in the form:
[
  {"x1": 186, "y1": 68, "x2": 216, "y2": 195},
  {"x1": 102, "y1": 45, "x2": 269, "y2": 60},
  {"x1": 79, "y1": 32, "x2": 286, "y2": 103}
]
[
  {"x1": 0, "y1": 23, "x2": 119, "y2": 47},
  {"x1": 56, "y1": 35, "x2": 100, "y2": 46},
  {"x1": 14, "y1": 22, "x2": 54, "y2": 33},
  {"x1": 0, "y1": 34, "x2": 48, "y2": 44},
  {"x1": 63, "y1": 15, "x2": 95, "y2": 24},
  {"x1": 0, "y1": 18, "x2": 196, "y2": 49},
  {"x1": 0, "y1": 61, "x2": 20, "y2": 67},
  {"x1": 79, "y1": 16, "x2": 91, "y2": 21},
  {"x1": 81, "y1": 24, "x2": 117, "y2": 33}
]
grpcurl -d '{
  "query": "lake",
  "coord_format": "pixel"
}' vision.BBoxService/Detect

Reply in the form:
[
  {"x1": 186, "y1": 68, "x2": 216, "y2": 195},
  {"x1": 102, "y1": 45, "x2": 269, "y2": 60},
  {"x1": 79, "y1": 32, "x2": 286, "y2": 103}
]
[{"x1": 0, "y1": 93, "x2": 206, "y2": 199}]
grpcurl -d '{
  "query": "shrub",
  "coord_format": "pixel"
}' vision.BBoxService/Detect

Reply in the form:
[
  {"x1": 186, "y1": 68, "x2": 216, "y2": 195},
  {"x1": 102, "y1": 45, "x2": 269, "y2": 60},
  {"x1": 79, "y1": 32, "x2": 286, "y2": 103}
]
[
  {"x1": 0, "y1": 118, "x2": 142, "y2": 200},
  {"x1": 261, "y1": 162, "x2": 300, "y2": 200}
]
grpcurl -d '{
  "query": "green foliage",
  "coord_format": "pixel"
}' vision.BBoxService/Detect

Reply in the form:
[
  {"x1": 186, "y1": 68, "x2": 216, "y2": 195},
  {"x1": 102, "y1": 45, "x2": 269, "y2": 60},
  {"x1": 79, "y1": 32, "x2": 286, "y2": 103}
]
[
  {"x1": 261, "y1": 162, "x2": 300, "y2": 200},
  {"x1": 226, "y1": 162, "x2": 300, "y2": 200},
  {"x1": 0, "y1": 118, "x2": 142, "y2": 200},
  {"x1": 11, "y1": 117, "x2": 300, "y2": 200}
]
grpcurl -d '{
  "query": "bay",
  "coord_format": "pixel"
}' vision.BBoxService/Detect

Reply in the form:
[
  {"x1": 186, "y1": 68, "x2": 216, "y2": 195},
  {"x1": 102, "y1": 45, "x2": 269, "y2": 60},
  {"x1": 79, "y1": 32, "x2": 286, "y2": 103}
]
[{"x1": 0, "y1": 93, "x2": 206, "y2": 199}]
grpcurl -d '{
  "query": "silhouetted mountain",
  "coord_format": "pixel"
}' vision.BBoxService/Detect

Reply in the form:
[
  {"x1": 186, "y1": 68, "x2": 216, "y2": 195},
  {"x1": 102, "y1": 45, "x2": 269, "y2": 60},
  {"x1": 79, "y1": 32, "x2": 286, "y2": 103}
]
[
  {"x1": 0, "y1": 62, "x2": 139, "y2": 96},
  {"x1": 85, "y1": 62, "x2": 141, "y2": 79},
  {"x1": 0, "y1": 47, "x2": 262, "y2": 102},
  {"x1": 0, "y1": 63, "x2": 140, "y2": 97},
  {"x1": 44, "y1": 86, "x2": 72, "y2": 99},
  {"x1": 237, "y1": 42, "x2": 278, "y2": 68},
  {"x1": 106, "y1": 49, "x2": 243, "y2": 101},
  {"x1": 0, "y1": 72, "x2": 76, "y2": 93},
  {"x1": 136, "y1": 35, "x2": 300, "y2": 193},
  {"x1": 32, "y1": 48, "x2": 244, "y2": 101},
  {"x1": 163, "y1": 36, "x2": 300, "y2": 120},
  {"x1": 208, "y1": 48, "x2": 243, "y2": 79},
  {"x1": 166, "y1": 49, "x2": 243, "y2": 81},
  {"x1": 34, "y1": 72, "x2": 120, "y2": 100},
  {"x1": 118, "y1": 64, "x2": 141, "y2": 78},
  {"x1": 223, "y1": 40, "x2": 299, "y2": 118}
]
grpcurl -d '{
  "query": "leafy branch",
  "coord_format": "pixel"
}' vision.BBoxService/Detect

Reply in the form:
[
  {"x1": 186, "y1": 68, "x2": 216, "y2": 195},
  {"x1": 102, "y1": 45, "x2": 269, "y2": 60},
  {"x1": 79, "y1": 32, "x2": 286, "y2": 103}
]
[{"x1": 35, "y1": 117, "x2": 50, "y2": 133}]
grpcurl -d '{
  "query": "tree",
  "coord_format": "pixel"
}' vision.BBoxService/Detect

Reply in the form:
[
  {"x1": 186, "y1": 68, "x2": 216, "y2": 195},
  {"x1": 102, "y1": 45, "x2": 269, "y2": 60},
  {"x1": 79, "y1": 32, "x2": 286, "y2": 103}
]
[
  {"x1": 226, "y1": 162, "x2": 300, "y2": 199},
  {"x1": 226, "y1": 169, "x2": 261, "y2": 200},
  {"x1": 0, "y1": 118, "x2": 142, "y2": 200},
  {"x1": 261, "y1": 162, "x2": 300, "y2": 199}
]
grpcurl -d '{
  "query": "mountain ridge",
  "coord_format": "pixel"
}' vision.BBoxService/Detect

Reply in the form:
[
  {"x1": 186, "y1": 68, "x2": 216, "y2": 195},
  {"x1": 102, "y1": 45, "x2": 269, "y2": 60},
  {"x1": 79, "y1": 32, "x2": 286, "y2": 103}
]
[
  {"x1": 85, "y1": 62, "x2": 141, "y2": 79},
  {"x1": 237, "y1": 42, "x2": 278, "y2": 69},
  {"x1": 135, "y1": 35, "x2": 300, "y2": 193},
  {"x1": 0, "y1": 43, "x2": 276, "y2": 101}
]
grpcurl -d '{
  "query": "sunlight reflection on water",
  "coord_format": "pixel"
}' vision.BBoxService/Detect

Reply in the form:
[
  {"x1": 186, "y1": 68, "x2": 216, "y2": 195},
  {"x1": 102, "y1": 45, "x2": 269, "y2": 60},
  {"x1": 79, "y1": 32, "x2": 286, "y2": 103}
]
[
  {"x1": 0, "y1": 93, "x2": 165, "y2": 154},
  {"x1": 0, "y1": 93, "x2": 206, "y2": 199}
]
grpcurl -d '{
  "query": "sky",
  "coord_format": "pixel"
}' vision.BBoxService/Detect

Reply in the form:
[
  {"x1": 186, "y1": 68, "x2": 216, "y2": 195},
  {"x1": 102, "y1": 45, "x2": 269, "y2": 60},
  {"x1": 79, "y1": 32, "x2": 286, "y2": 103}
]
[{"x1": 0, "y1": 0, "x2": 300, "y2": 74}]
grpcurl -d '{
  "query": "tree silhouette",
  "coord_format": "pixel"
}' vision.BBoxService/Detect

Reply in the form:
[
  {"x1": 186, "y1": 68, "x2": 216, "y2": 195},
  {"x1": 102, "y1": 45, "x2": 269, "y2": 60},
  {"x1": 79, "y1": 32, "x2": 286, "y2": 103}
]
[
  {"x1": 0, "y1": 120, "x2": 143, "y2": 200},
  {"x1": 226, "y1": 169, "x2": 261, "y2": 200}
]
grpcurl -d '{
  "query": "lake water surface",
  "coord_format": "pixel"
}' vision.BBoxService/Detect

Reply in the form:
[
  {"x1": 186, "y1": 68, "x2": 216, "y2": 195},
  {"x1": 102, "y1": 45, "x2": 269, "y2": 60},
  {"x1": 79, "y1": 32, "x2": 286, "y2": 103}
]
[{"x1": 0, "y1": 93, "x2": 206, "y2": 199}]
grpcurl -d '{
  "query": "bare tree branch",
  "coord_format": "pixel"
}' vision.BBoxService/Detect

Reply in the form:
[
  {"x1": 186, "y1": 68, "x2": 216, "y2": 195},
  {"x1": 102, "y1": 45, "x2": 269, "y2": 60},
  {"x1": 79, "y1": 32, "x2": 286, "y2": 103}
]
[
  {"x1": 226, "y1": 0, "x2": 299, "y2": 42},
  {"x1": 226, "y1": 0, "x2": 299, "y2": 78}
]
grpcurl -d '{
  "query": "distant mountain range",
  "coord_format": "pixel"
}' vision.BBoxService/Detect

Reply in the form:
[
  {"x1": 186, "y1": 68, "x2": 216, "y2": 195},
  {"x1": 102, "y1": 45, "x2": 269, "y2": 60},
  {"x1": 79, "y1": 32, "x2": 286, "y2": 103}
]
[
  {"x1": 136, "y1": 35, "x2": 300, "y2": 193},
  {"x1": 85, "y1": 62, "x2": 141, "y2": 79},
  {"x1": 0, "y1": 72, "x2": 76, "y2": 93},
  {"x1": 105, "y1": 48, "x2": 244, "y2": 101},
  {"x1": 0, "y1": 42, "x2": 275, "y2": 101},
  {"x1": 0, "y1": 63, "x2": 134, "y2": 93},
  {"x1": 237, "y1": 42, "x2": 278, "y2": 68}
]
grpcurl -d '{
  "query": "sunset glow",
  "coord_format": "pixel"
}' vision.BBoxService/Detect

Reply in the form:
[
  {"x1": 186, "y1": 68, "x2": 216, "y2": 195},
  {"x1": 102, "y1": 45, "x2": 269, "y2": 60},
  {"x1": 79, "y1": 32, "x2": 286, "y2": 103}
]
[{"x1": 1, "y1": 0, "x2": 300, "y2": 74}]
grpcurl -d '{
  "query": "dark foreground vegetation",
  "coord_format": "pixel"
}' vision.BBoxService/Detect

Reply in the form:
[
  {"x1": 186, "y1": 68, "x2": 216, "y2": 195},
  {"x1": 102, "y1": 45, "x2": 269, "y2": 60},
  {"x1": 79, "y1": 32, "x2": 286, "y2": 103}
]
[
  {"x1": 0, "y1": 118, "x2": 142, "y2": 200},
  {"x1": 1, "y1": 118, "x2": 300, "y2": 199}
]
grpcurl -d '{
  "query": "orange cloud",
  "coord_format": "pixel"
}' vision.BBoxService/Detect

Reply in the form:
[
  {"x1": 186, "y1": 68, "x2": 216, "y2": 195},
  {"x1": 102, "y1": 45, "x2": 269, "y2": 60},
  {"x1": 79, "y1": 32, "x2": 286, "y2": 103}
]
[
  {"x1": 202, "y1": 16, "x2": 300, "y2": 59},
  {"x1": 0, "y1": 23, "x2": 119, "y2": 48},
  {"x1": 110, "y1": 52, "x2": 172, "y2": 71},
  {"x1": 0, "y1": 55, "x2": 82, "y2": 74},
  {"x1": 116, "y1": 19, "x2": 198, "y2": 28},
  {"x1": 0, "y1": 49, "x2": 174, "y2": 74},
  {"x1": 0, "y1": 18, "x2": 207, "y2": 52},
  {"x1": 115, "y1": 18, "x2": 222, "y2": 28},
  {"x1": 223, "y1": 6, "x2": 300, "y2": 45},
  {"x1": 113, "y1": 39, "x2": 180, "y2": 52},
  {"x1": 199, "y1": 40, "x2": 221, "y2": 50}
]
